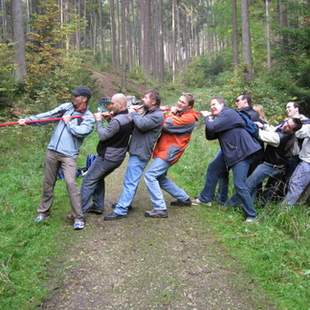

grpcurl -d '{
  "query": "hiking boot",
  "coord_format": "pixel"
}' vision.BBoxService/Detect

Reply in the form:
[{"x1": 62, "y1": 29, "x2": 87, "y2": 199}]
[
  {"x1": 245, "y1": 217, "x2": 257, "y2": 224},
  {"x1": 73, "y1": 219, "x2": 85, "y2": 230},
  {"x1": 66, "y1": 213, "x2": 75, "y2": 222},
  {"x1": 104, "y1": 212, "x2": 127, "y2": 221},
  {"x1": 34, "y1": 213, "x2": 49, "y2": 223},
  {"x1": 170, "y1": 198, "x2": 192, "y2": 207},
  {"x1": 144, "y1": 209, "x2": 168, "y2": 218}
]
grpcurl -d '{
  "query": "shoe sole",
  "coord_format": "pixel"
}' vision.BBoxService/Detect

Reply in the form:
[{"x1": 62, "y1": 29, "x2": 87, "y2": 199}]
[
  {"x1": 104, "y1": 215, "x2": 127, "y2": 221},
  {"x1": 144, "y1": 213, "x2": 168, "y2": 218}
]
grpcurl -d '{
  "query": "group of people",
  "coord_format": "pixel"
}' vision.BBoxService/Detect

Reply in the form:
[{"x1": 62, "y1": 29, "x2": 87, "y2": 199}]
[{"x1": 18, "y1": 86, "x2": 309, "y2": 229}]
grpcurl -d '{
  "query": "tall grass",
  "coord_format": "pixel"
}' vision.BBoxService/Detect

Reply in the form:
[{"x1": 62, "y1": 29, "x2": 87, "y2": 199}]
[{"x1": 170, "y1": 125, "x2": 310, "y2": 310}]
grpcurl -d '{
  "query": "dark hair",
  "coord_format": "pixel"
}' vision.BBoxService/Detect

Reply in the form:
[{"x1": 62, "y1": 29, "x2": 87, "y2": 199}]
[
  {"x1": 291, "y1": 117, "x2": 303, "y2": 132},
  {"x1": 145, "y1": 89, "x2": 161, "y2": 106},
  {"x1": 210, "y1": 96, "x2": 225, "y2": 105},
  {"x1": 182, "y1": 92, "x2": 195, "y2": 107},
  {"x1": 290, "y1": 101, "x2": 300, "y2": 109},
  {"x1": 242, "y1": 94, "x2": 252, "y2": 107}
]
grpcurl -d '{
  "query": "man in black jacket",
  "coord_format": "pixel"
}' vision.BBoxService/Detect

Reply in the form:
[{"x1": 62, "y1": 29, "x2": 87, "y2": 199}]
[
  {"x1": 201, "y1": 97, "x2": 262, "y2": 222},
  {"x1": 80, "y1": 93, "x2": 133, "y2": 223}
]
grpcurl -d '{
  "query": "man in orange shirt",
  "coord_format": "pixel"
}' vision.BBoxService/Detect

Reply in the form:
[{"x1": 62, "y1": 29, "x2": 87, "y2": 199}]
[{"x1": 144, "y1": 93, "x2": 199, "y2": 218}]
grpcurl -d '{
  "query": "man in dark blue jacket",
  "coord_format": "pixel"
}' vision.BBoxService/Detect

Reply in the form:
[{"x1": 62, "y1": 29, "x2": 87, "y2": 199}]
[{"x1": 201, "y1": 96, "x2": 261, "y2": 222}]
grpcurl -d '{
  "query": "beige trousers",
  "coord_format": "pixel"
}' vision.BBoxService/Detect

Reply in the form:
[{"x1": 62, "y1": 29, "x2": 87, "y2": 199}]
[{"x1": 37, "y1": 150, "x2": 83, "y2": 220}]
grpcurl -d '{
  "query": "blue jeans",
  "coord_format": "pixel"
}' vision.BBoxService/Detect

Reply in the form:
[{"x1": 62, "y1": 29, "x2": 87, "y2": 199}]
[
  {"x1": 144, "y1": 157, "x2": 189, "y2": 210},
  {"x1": 199, "y1": 150, "x2": 228, "y2": 203},
  {"x1": 81, "y1": 156, "x2": 122, "y2": 213},
  {"x1": 227, "y1": 161, "x2": 283, "y2": 208},
  {"x1": 283, "y1": 161, "x2": 310, "y2": 205},
  {"x1": 230, "y1": 159, "x2": 256, "y2": 218},
  {"x1": 114, "y1": 155, "x2": 148, "y2": 215}
]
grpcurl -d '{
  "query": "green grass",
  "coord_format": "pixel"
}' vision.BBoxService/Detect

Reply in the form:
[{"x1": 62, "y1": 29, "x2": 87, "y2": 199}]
[
  {"x1": 170, "y1": 125, "x2": 310, "y2": 310},
  {"x1": 0, "y1": 125, "x2": 97, "y2": 309}
]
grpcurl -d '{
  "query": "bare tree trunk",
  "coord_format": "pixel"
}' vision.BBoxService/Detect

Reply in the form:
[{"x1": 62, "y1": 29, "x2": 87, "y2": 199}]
[
  {"x1": 172, "y1": 0, "x2": 177, "y2": 81},
  {"x1": 278, "y1": 0, "x2": 289, "y2": 53},
  {"x1": 240, "y1": 0, "x2": 253, "y2": 81},
  {"x1": 265, "y1": 0, "x2": 271, "y2": 69},
  {"x1": 1, "y1": 0, "x2": 8, "y2": 40},
  {"x1": 75, "y1": 0, "x2": 81, "y2": 51},
  {"x1": 12, "y1": 0, "x2": 26, "y2": 82},
  {"x1": 232, "y1": 0, "x2": 239, "y2": 66},
  {"x1": 109, "y1": 0, "x2": 119, "y2": 69},
  {"x1": 158, "y1": 0, "x2": 164, "y2": 81},
  {"x1": 121, "y1": 0, "x2": 127, "y2": 90}
]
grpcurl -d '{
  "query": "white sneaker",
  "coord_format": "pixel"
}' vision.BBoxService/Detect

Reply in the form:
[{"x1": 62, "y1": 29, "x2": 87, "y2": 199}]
[
  {"x1": 34, "y1": 213, "x2": 49, "y2": 223},
  {"x1": 245, "y1": 217, "x2": 257, "y2": 224},
  {"x1": 73, "y1": 219, "x2": 85, "y2": 230},
  {"x1": 191, "y1": 198, "x2": 212, "y2": 206}
]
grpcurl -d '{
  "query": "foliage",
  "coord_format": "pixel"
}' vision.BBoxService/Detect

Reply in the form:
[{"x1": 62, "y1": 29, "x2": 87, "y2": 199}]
[{"x1": 170, "y1": 122, "x2": 310, "y2": 310}]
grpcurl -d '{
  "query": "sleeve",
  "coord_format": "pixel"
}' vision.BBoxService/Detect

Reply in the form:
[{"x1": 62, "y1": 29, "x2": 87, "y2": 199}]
[
  {"x1": 66, "y1": 112, "x2": 95, "y2": 138},
  {"x1": 27, "y1": 102, "x2": 72, "y2": 121},
  {"x1": 96, "y1": 118, "x2": 121, "y2": 141},
  {"x1": 258, "y1": 129, "x2": 280, "y2": 147},
  {"x1": 163, "y1": 113, "x2": 196, "y2": 134},
  {"x1": 131, "y1": 111, "x2": 163, "y2": 132},
  {"x1": 295, "y1": 124, "x2": 310, "y2": 139},
  {"x1": 205, "y1": 110, "x2": 243, "y2": 133}
]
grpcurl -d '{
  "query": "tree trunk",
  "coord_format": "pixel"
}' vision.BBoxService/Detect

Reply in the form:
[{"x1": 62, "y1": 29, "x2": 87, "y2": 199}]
[
  {"x1": 109, "y1": 0, "x2": 119, "y2": 69},
  {"x1": 240, "y1": 0, "x2": 253, "y2": 81},
  {"x1": 12, "y1": 0, "x2": 26, "y2": 82},
  {"x1": 232, "y1": 0, "x2": 239, "y2": 66},
  {"x1": 265, "y1": 0, "x2": 271, "y2": 69},
  {"x1": 278, "y1": 0, "x2": 289, "y2": 53},
  {"x1": 172, "y1": 0, "x2": 177, "y2": 81}
]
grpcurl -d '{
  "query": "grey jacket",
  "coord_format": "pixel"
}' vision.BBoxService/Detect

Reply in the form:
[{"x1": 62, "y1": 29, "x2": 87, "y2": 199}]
[
  {"x1": 129, "y1": 107, "x2": 164, "y2": 161},
  {"x1": 27, "y1": 102, "x2": 95, "y2": 158}
]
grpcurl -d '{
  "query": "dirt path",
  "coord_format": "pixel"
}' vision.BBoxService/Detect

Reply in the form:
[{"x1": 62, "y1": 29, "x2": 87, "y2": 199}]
[{"x1": 42, "y1": 162, "x2": 275, "y2": 310}]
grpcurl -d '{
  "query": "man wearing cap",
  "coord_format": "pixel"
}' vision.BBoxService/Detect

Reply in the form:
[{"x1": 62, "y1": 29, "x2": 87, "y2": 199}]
[
  {"x1": 80, "y1": 93, "x2": 133, "y2": 217},
  {"x1": 18, "y1": 86, "x2": 95, "y2": 230}
]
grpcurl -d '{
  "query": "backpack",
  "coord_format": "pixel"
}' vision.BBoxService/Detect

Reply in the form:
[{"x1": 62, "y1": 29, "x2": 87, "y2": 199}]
[{"x1": 237, "y1": 110, "x2": 259, "y2": 139}]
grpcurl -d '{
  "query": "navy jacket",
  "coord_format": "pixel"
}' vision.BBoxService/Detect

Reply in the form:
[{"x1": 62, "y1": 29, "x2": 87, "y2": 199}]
[{"x1": 205, "y1": 107, "x2": 262, "y2": 167}]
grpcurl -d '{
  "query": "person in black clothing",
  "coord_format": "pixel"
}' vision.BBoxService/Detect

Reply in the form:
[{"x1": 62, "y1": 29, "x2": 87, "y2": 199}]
[
  {"x1": 244, "y1": 117, "x2": 303, "y2": 205},
  {"x1": 80, "y1": 93, "x2": 133, "y2": 218}
]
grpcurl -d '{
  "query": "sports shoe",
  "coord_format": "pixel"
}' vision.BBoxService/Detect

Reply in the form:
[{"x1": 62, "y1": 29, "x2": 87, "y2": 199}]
[
  {"x1": 170, "y1": 198, "x2": 192, "y2": 207},
  {"x1": 73, "y1": 219, "x2": 85, "y2": 230},
  {"x1": 191, "y1": 198, "x2": 211, "y2": 207},
  {"x1": 111, "y1": 203, "x2": 133, "y2": 211},
  {"x1": 34, "y1": 213, "x2": 49, "y2": 223},
  {"x1": 245, "y1": 217, "x2": 257, "y2": 224},
  {"x1": 144, "y1": 209, "x2": 168, "y2": 218}
]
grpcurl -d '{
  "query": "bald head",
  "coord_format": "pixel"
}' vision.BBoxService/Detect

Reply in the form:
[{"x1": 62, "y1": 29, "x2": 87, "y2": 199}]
[{"x1": 111, "y1": 93, "x2": 127, "y2": 113}]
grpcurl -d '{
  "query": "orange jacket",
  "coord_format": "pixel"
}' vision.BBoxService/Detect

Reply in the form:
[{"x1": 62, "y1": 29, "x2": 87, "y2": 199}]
[{"x1": 153, "y1": 108, "x2": 199, "y2": 164}]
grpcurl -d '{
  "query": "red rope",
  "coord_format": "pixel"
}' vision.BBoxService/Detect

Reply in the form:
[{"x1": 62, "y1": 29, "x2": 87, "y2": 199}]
[{"x1": 0, "y1": 115, "x2": 82, "y2": 128}]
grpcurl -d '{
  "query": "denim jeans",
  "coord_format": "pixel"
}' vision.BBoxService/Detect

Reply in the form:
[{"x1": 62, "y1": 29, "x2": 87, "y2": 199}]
[
  {"x1": 199, "y1": 150, "x2": 228, "y2": 203},
  {"x1": 114, "y1": 155, "x2": 148, "y2": 215},
  {"x1": 283, "y1": 161, "x2": 310, "y2": 205},
  {"x1": 80, "y1": 156, "x2": 122, "y2": 213},
  {"x1": 144, "y1": 157, "x2": 189, "y2": 210},
  {"x1": 231, "y1": 159, "x2": 256, "y2": 218}
]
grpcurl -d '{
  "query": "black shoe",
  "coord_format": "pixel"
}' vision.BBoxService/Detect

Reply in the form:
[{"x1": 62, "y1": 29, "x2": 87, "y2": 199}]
[
  {"x1": 111, "y1": 203, "x2": 133, "y2": 211},
  {"x1": 86, "y1": 205, "x2": 104, "y2": 215},
  {"x1": 144, "y1": 209, "x2": 168, "y2": 218},
  {"x1": 104, "y1": 212, "x2": 127, "y2": 221},
  {"x1": 170, "y1": 198, "x2": 192, "y2": 207}
]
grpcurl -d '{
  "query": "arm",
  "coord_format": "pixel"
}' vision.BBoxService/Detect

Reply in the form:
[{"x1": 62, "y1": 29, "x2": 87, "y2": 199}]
[
  {"x1": 205, "y1": 109, "x2": 242, "y2": 133},
  {"x1": 66, "y1": 112, "x2": 95, "y2": 138},
  {"x1": 131, "y1": 111, "x2": 163, "y2": 132},
  {"x1": 96, "y1": 118, "x2": 121, "y2": 141},
  {"x1": 258, "y1": 129, "x2": 280, "y2": 147},
  {"x1": 295, "y1": 124, "x2": 310, "y2": 139},
  {"x1": 163, "y1": 113, "x2": 196, "y2": 134}
]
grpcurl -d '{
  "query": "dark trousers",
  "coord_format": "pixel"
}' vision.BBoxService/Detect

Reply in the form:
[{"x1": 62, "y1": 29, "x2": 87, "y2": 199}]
[{"x1": 80, "y1": 156, "x2": 122, "y2": 213}]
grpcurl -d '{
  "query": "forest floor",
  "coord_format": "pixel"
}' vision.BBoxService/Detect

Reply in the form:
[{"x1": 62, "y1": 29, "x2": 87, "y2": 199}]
[{"x1": 41, "y1": 162, "x2": 275, "y2": 310}]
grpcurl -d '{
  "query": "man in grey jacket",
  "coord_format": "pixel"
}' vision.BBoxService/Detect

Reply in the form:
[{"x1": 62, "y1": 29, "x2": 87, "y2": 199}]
[
  {"x1": 18, "y1": 86, "x2": 95, "y2": 230},
  {"x1": 81, "y1": 93, "x2": 133, "y2": 219},
  {"x1": 104, "y1": 90, "x2": 164, "y2": 220}
]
